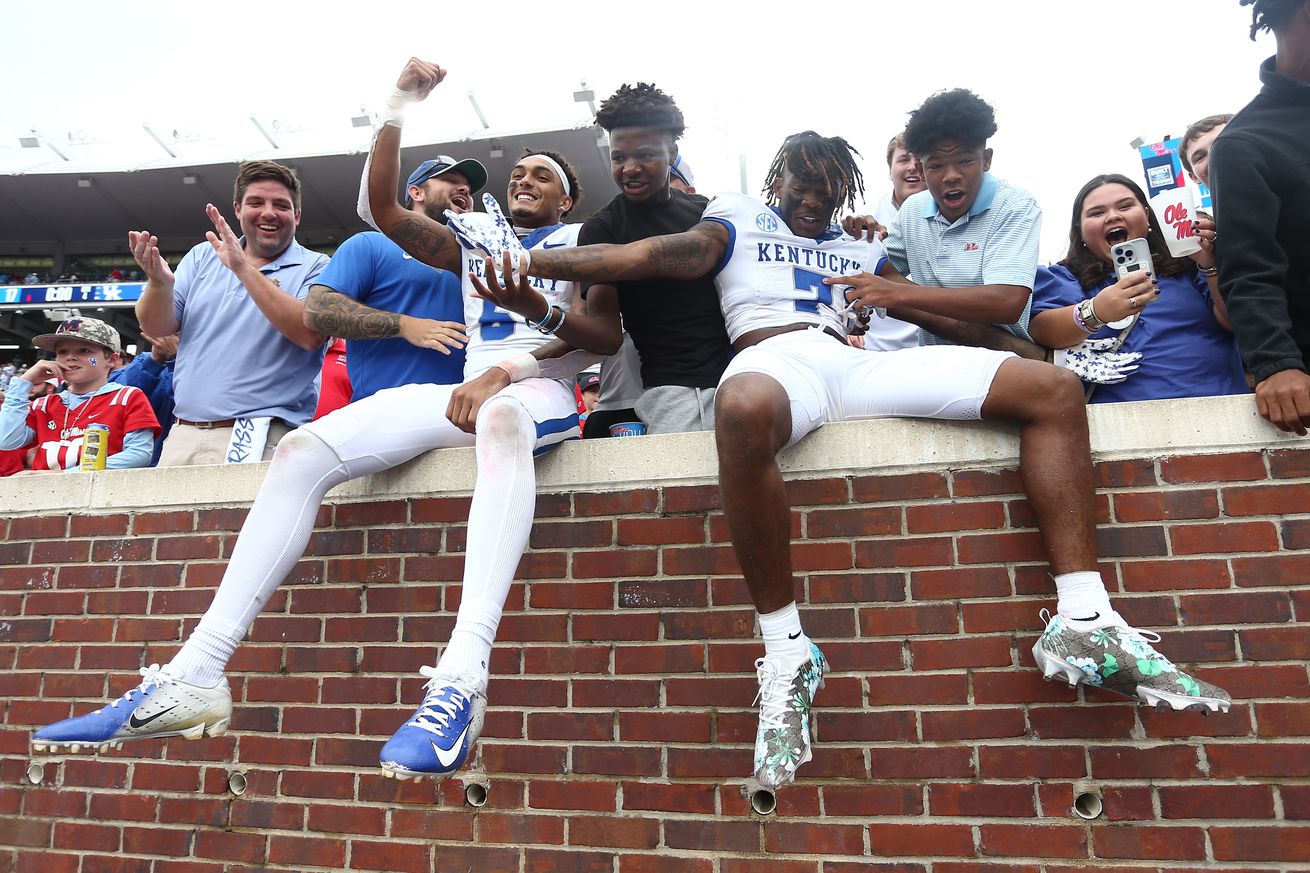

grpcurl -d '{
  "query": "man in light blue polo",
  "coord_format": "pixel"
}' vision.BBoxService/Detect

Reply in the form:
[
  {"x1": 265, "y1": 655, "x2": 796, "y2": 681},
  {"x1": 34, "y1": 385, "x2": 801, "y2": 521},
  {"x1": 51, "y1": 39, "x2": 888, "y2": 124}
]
[
  {"x1": 884, "y1": 88, "x2": 1040, "y2": 346},
  {"x1": 131, "y1": 160, "x2": 330, "y2": 466}
]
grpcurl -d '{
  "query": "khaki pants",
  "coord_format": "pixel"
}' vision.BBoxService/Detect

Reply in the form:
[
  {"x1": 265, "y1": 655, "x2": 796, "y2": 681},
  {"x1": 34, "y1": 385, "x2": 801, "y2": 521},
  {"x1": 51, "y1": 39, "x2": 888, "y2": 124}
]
[{"x1": 156, "y1": 421, "x2": 292, "y2": 467}]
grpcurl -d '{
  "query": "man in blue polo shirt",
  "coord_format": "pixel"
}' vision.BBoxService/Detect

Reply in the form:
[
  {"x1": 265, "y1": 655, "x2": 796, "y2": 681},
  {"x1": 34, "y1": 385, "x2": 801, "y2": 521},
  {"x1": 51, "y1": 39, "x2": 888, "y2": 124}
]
[
  {"x1": 131, "y1": 160, "x2": 330, "y2": 466},
  {"x1": 302, "y1": 155, "x2": 484, "y2": 400}
]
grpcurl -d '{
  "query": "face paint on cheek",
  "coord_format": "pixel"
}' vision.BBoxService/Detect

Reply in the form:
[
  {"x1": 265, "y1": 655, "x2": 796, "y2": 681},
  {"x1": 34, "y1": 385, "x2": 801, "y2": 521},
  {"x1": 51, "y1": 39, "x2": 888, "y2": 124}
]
[{"x1": 89, "y1": 358, "x2": 98, "y2": 367}]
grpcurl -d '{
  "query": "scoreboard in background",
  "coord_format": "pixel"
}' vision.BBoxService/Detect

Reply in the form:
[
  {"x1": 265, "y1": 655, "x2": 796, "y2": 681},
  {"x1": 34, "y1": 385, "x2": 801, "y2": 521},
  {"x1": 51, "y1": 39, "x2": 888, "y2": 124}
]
[{"x1": 0, "y1": 283, "x2": 144, "y2": 308}]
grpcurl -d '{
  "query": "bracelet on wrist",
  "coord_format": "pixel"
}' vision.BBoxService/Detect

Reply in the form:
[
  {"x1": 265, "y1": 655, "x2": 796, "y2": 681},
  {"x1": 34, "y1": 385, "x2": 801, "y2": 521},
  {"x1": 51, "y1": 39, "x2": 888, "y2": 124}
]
[
  {"x1": 531, "y1": 304, "x2": 566, "y2": 335},
  {"x1": 1200, "y1": 265, "x2": 1219, "y2": 277},
  {"x1": 1076, "y1": 297, "x2": 1105, "y2": 332}
]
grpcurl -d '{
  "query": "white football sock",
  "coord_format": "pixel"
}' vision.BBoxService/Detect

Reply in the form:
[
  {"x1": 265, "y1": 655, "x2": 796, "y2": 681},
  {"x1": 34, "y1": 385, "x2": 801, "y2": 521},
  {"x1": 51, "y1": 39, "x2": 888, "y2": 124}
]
[
  {"x1": 437, "y1": 396, "x2": 538, "y2": 680},
  {"x1": 170, "y1": 430, "x2": 353, "y2": 687},
  {"x1": 1054, "y1": 571, "x2": 1113, "y2": 623},
  {"x1": 759, "y1": 601, "x2": 810, "y2": 663}
]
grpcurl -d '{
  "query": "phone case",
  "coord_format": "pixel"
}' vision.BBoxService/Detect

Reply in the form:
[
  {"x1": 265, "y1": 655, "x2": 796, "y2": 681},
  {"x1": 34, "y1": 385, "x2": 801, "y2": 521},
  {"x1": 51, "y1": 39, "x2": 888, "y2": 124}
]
[{"x1": 1111, "y1": 238, "x2": 1155, "y2": 282}]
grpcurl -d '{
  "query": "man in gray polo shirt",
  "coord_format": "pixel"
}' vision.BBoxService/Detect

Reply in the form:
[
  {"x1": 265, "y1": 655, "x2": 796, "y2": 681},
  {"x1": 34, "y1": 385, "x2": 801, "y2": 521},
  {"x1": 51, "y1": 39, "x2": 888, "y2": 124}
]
[{"x1": 131, "y1": 160, "x2": 329, "y2": 466}]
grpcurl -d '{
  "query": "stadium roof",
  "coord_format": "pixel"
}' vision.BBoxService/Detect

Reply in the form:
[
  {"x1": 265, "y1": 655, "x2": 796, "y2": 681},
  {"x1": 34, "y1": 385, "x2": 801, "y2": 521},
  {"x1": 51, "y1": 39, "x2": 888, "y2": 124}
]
[{"x1": 0, "y1": 124, "x2": 613, "y2": 247}]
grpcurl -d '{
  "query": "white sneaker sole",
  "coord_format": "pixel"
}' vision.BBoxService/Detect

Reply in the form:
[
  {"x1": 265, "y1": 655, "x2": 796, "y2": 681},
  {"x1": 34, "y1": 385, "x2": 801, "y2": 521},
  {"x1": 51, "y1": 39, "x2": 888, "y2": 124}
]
[
  {"x1": 31, "y1": 716, "x2": 231, "y2": 754},
  {"x1": 1032, "y1": 643, "x2": 1230, "y2": 714}
]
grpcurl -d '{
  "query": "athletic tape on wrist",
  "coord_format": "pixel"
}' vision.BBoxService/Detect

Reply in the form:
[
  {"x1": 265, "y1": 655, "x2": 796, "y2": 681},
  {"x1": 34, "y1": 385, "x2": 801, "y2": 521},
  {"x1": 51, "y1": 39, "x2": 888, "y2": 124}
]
[
  {"x1": 495, "y1": 353, "x2": 539, "y2": 382},
  {"x1": 380, "y1": 87, "x2": 418, "y2": 129}
]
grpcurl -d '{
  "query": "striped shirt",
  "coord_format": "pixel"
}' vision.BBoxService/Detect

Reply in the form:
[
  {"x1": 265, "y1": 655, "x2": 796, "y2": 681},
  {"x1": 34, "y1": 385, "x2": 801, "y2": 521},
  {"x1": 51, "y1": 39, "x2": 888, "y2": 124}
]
[{"x1": 884, "y1": 173, "x2": 1041, "y2": 345}]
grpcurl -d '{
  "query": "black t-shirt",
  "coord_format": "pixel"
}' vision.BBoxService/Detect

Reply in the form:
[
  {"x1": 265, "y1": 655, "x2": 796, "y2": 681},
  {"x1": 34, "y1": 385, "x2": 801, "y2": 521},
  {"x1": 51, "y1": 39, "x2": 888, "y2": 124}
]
[{"x1": 579, "y1": 189, "x2": 731, "y2": 389}]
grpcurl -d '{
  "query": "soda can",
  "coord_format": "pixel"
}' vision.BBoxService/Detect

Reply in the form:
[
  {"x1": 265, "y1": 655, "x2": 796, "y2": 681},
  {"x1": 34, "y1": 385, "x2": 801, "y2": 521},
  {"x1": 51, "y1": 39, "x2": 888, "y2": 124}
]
[
  {"x1": 81, "y1": 424, "x2": 110, "y2": 471},
  {"x1": 608, "y1": 421, "x2": 647, "y2": 438}
]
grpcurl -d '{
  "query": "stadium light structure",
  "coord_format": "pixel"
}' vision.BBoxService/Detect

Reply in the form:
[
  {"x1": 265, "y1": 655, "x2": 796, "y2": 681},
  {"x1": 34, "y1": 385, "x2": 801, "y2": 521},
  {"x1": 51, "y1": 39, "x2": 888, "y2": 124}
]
[
  {"x1": 467, "y1": 92, "x2": 490, "y2": 129},
  {"x1": 489, "y1": 144, "x2": 503, "y2": 159},
  {"x1": 250, "y1": 115, "x2": 280, "y2": 149},
  {"x1": 142, "y1": 124, "x2": 178, "y2": 158},
  {"x1": 18, "y1": 131, "x2": 69, "y2": 161},
  {"x1": 76, "y1": 177, "x2": 92, "y2": 189},
  {"x1": 573, "y1": 83, "x2": 597, "y2": 117},
  {"x1": 182, "y1": 173, "x2": 198, "y2": 185}
]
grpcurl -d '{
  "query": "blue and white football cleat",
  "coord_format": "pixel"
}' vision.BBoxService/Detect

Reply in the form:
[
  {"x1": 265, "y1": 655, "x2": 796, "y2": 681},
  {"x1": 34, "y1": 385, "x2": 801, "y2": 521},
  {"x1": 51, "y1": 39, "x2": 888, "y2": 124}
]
[
  {"x1": 31, "y1": 664, "x2": 232, "y2": 754},
  {"x1": 380, "y1": 667, "x2": 487, "y2": 781}
]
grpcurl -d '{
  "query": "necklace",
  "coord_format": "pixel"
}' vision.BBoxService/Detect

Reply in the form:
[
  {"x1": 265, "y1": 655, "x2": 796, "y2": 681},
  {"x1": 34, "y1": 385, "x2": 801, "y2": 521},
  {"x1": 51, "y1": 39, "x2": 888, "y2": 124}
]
[{"x1": 59, "y1": 391, "x2": 96, "y2": 437}]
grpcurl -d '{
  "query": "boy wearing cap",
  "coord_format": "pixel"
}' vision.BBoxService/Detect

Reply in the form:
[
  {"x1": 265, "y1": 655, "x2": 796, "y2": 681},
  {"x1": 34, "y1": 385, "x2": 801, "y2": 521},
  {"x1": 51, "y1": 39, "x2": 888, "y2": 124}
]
[{"x1": 0, "y1": 317, "x2": 160, "y2": 473}]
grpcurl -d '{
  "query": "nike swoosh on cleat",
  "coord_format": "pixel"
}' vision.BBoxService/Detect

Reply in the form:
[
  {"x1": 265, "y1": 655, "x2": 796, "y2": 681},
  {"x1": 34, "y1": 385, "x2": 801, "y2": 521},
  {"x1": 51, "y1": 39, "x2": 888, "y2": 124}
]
[
  {"x1": 128, "y1": 703, "x2": 181, "y2": 729},
  {"x1": 432, "y1": 726, "x2": 470, "y2": 769},
  {"x1": 787, "y1": 631, "x2": 802, "y2": 640}
]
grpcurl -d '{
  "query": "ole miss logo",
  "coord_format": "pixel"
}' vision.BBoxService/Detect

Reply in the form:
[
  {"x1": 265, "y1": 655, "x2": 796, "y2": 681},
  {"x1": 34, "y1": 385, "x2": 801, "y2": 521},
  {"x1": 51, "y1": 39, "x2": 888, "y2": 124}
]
[{"x1": 964, "y1": 242, "x2": 979, "y2": 252}]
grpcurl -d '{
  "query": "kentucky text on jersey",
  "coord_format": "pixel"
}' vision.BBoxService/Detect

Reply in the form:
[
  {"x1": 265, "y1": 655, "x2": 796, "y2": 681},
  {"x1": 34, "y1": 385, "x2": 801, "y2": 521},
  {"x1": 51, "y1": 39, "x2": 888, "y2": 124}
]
[
  {"x1": 467, "y1": 255, "x2": 567, "y2": 295},
  {"x1": 756, "y1": 243, "x2": 862, "y2": 276}
]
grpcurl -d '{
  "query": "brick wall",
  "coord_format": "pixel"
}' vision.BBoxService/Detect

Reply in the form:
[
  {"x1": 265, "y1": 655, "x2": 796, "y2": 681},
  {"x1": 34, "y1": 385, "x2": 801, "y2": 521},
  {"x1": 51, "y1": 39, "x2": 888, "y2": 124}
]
[{"x1": 2, "y1": 397, "x2": 1309, "y2": 872}]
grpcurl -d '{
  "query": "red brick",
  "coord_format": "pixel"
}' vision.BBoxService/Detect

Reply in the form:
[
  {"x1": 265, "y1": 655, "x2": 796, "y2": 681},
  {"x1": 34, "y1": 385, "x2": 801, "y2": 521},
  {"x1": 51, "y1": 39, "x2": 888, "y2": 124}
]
[
  {"x1": 868, "y1": 747, "x2": 974, "y2": 780},
  {"x1": 1171, "y1": 521, "x2": 1279, "y2": 555},
  {"x1": 121, "y1": 824, "x2": 192, "y2": 855},
  {"x1": 1232, "y1": 553, "x2": 1310, "y2": 588},
  {"x1": 52, "y1": 821, "x2": 118, "y2": 851},
  {"x1": 1211, "y1": 825, "x2": 1310, "y2": 862},
  {"x1": 619, "y1": 781, "x2": 716, "y2": 815},
  {"x1": 808, "y1": 506, "x2": 901, "y2": 538},
  {"x1": 531, "y1": 519, "x2": 614, "y2": 549},
  {"x1": 980, "y1": 823, "x2": 1087, "y2": 858},
  {"x1": 870, "y1": 673, "x2": 967, "y2": 706},
  {"x1": 953, "y1": 468, "x2": 1023, "y2": 497},
  {"x1": 958, "y1": 530, "x2": 1047, "y2": 563},
  {"x1": 32, "y1": 539, "x2": 90, "y2": 563},
  {"x1": 664, "y1": 819, "x2": 760, "y2": 853},
  {"x1": 1159, "y1": 784, "x2": 1275, "y2": 819},
  {"x1": 9, "y1": 515, "x2": 68, "y2": 539},
  {"x1": 569, "y1": 815, "x2": 660, "y2": 850},
  {"x1": 811, "y1": 572, "x2": 905, "y2": 604},
  {"x1": 910, "y1": 636, "x2": 1010, "y2": 670},
  {"x1": 617, "y1": 516, "x2": 704, "y2": 546},
  {"x1": 911, "y1": 566, "x2": 1011, "y2": 600},
  {"x1": 133, "y1": 511, "x2": 194, "y2": 534},
  {"x1": 856, "y1": 536, "x2": 954, "y2": 569},
  {"x1": 156, "y1": 535, "x2": 221, "y2": 560},
  {"x1": 68, "y1": 515, "x2": 129, "y2": 538},
  {"x1": 1090, "y1": 745, "x2": 1203, "y2": 779},
  {"x1": 1113, "y1": 489, "x2": 1220, "y2": 522},
  {"x1": 1180, "y1": 591, "x2": 1290, "y2": 625},
  {"x1": 1028, "y1": 705, "x2": 1136, "y2": 739},
  {"x1": 930, "y1": 783, "x2": 1034, "y2": 818},
  {"x1": 574, "y1": 549, "x2": 657, "y2": 579},
  {"x1": 1255, "y1": 702, "x2": 1310, "y2": 736},
  {"x1": 1095, "y1": 458, "x2": 1158, "y2": 487},
  {"x1": 614, "y1": 644, "x2": 704, "y2": 674},
  {"x1": 868, "y1": 823, "x2": 973, "y2": 857},
  {"x1": 529, "y1": 580, "x2": 613, "y2": 610},
  {"x1": 907, "y1": 500, "x2": 1006, "y2": 534},
  {"x1": 859, "y1": 603, "x2": 956, "y2": 636},
  {"x1": 1240, "y1": 627, "x2": 1310, "y2": 661},
  {"x1": 1121, "y1": 558, "x2": 1231, "y2": 591},
  {"x1": 1224, "y1": 482, "x2": 1310, "y2": 516},
  {"x1": 350, "y1": 839, "x2": 432, "y2": 873},
  {"x1": 575, "y1": 489, "x2": 658, "y2": 516},
  {"x1": 979, "y1": 746, "x2": 1085, "y2": 779},
  {"x1": 1160, "y1": 452, "x2": 1266, "y2": 483},
  {"x1": 853, "y1": 471, "x2": 950, "y2": 502},
  {"x1": 765, "y1": 822, "x2": 864, "y2": 855},
  {"x1": 267, "y1": 834, "x2": 346, "y2": 868},
  {"x1": 922, "y1": 708, "x2": 1026, "y2": 741},
  {"x1": 1208, "y1": 743, "x2": 1310, "y2": 777}
]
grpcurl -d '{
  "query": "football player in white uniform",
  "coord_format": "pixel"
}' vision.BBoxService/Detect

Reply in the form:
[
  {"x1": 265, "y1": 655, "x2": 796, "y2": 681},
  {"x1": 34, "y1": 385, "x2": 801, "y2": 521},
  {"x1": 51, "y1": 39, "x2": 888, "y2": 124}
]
[
  {"x1": 450, "y1": 129, "x2": 1231, "y2": 792},
  {"x1": 32, "y1": 59, "x2": 597, "y2": 784}
]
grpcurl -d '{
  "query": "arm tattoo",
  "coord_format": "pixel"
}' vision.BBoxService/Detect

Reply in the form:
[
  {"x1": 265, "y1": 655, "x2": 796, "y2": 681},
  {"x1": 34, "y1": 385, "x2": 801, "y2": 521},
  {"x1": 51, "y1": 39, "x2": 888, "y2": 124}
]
[
  {"x1": 387, "y1": 217, "x2": 458, "y2": 271},
  {"x1": 646, "y1": 234, "x2": 719, "y2": 277},
  {"x1": 306, "y1": 286, "x2": 401, "y2": 339}
]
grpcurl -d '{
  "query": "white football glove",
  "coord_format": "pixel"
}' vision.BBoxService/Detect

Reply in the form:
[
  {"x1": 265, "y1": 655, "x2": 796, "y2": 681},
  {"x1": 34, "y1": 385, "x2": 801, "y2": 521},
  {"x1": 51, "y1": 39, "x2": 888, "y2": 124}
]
[
  {"x1": 1054, "y1": 337, "x2": 1142, "y2": 385},
  {"x1": 445, "y1": 193, "x2": 529, "y2": 279}
]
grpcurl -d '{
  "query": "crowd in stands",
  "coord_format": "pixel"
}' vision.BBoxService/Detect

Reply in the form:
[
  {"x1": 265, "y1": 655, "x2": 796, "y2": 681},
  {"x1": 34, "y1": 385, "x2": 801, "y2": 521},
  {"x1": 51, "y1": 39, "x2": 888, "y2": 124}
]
[
  {"x1": 0, "y1": 268, "x2": 144, "y2": 286},
  {"x1": 22, "y1": 0, "x2": 1310, "y2": 795}
]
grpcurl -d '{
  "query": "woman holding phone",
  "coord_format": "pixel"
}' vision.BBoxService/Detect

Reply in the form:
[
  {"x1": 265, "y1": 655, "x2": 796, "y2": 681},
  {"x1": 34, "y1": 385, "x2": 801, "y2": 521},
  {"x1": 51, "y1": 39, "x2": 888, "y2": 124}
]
[{"x1": 1029, "y1": 173, "x2": 1247, "y2": 403}]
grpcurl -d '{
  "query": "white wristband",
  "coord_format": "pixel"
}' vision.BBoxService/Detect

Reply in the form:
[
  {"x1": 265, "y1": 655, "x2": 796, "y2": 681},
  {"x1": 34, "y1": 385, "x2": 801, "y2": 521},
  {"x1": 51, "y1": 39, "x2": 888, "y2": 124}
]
[
  {"x1": 494, "y1": 353, "x2": 539, "y2": 383},
  {"x1": 380, "y1": 87, "x2": 418, "y2": 129}
]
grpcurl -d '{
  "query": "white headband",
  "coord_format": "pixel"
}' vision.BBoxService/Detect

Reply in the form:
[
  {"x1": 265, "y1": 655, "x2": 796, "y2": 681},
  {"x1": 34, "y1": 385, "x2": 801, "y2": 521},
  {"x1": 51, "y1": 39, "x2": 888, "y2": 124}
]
[{"x1": 521, "y1": 154, "x2": 571, "y2": 197}]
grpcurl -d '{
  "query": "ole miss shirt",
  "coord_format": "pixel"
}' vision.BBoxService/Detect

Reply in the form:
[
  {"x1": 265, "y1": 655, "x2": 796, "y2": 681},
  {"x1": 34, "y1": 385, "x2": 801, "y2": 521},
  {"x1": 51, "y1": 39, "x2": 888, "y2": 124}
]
[{"x1": 25, "y1": 385, "x2": 160, "y2": 470}]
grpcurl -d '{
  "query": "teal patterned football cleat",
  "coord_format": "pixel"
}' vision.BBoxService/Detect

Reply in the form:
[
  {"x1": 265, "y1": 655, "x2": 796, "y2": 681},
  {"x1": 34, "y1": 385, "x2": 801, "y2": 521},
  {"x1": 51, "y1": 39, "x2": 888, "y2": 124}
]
[
  {"x1": 752, "y1": 642, "x2": 828, "y2": 789},
  {"x1": 1032, "y1": 610, "x2": 1230, "y2": 713}
]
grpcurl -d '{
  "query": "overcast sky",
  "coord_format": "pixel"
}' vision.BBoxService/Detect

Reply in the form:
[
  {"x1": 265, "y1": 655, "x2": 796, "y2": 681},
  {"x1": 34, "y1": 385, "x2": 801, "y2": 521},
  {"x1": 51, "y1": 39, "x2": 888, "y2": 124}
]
[{"x1": 2, "y1": 0, "x2": 1274, "y2": 260}]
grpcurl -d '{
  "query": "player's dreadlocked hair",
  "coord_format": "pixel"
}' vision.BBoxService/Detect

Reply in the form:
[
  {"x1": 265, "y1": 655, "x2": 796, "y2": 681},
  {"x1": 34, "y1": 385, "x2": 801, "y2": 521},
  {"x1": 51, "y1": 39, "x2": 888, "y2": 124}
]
[
  {"x1": 519, "y1": 147, "x2": 583, "y2": 215},
  {"x1": 593, "y1": 83, "x2": 686, "y2": 139},
  {"x1": 1240, "y1": 0, "x2": 1301, "y2": 38},
  {"x1": 903, "y1": 88, "x2": 998, "y2": 157},
  {"x1": 762, "y1": 131, "x2": 865, "y2": 215}
]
